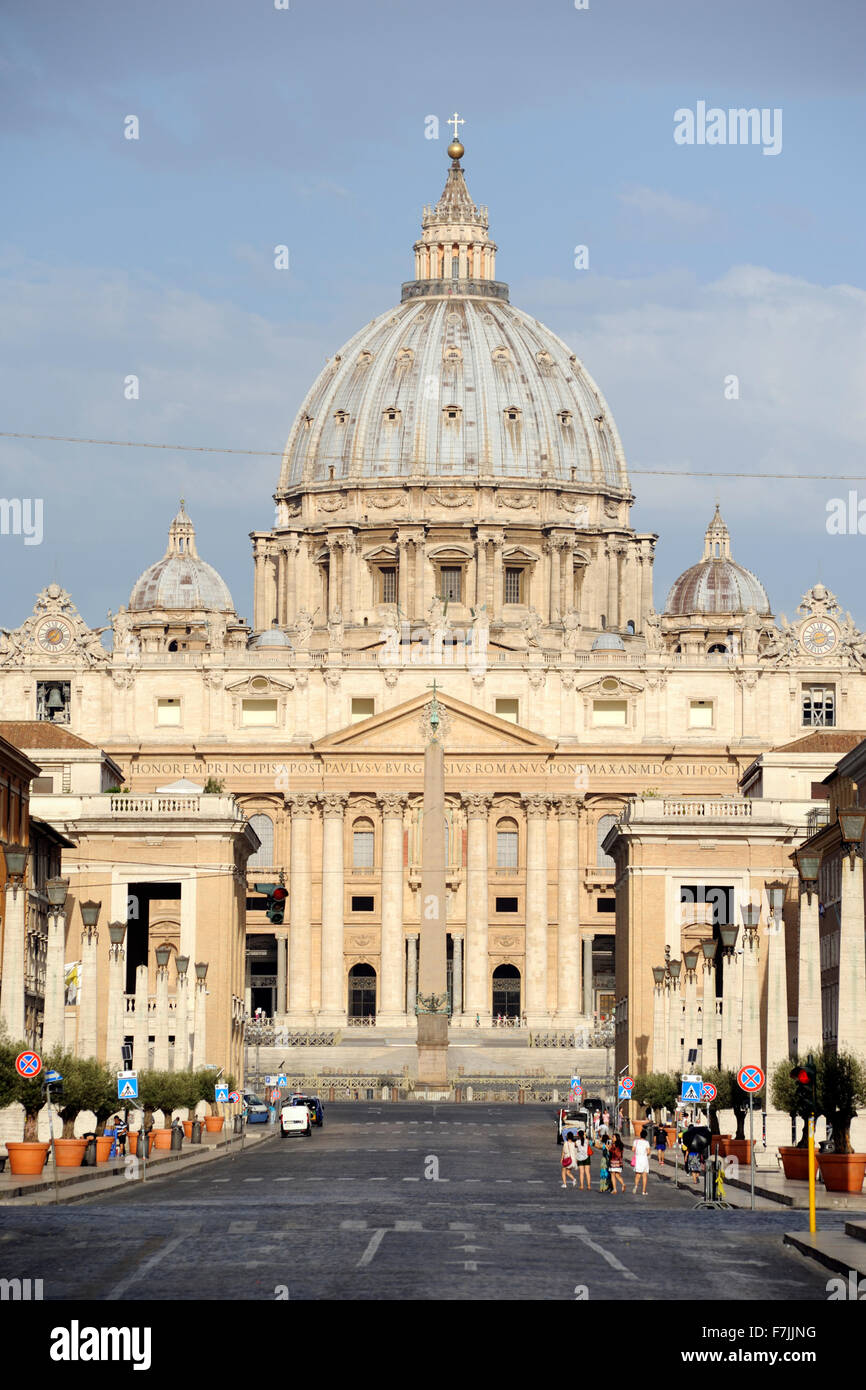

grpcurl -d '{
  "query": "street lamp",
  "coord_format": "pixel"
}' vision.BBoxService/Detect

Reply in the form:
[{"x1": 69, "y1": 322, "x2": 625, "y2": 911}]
[
  {"x1": 194, "y1": 961, "x2": 209, "y2": 981},
  {"x1": 45, "y1": 876, "x2": 69, "y2": 910},
  {"x1": 154, "y1": 945, "x2": 171, "y2": 970},
  {"x1": 683, "y1": 948, "x2": 700, "y2": 975},
  {"x1": 79, "y1": 900, "x2": 101, "y2": 929},
  {"x1": 1, "y1": 841, "x2": 28, "y2": 882},
  {"x1": 108, "y1": 922, "x2": 127, "y2": 947},
  {"x1": 794, "y1": 847, "x2": 821, "y2": 901},
  {"x1": 837, "y1": 807, "x2": 866, "y2": 864},
  {"x1": 740, "y1": 900, "x2": 761, "y2": 937},
  {"x1": 719, "y1": 924, "x2": 739, "y2": 955},
  {"x1": 175, "y1": 955, "x2": 190, "y2": 977},
  {"x1": 652, "y1": 965, "x2": 666, "y2": 985},
  {"x1": 667, "y1": 957, "x2": 682, "y2": 984}
]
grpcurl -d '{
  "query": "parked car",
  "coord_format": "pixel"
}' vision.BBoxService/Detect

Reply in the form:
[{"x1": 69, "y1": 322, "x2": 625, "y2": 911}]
[
  {"x1": 242, "y1": 1092, "x2": 269, "y2": 1124},
  {"x1": 291, "y1": 1094, "x2": 323, "y2": 1127},
  {"x1": 556, "y1": 1105, "x2": 590, "y2": 1144},
  {"x1": 280, "y1": 1103, "x2": 311, "y2": 1138}
]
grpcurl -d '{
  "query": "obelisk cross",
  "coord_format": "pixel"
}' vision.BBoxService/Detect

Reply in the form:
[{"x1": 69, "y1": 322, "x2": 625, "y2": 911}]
[
  {"x1": 448, "y1": 112, "x2": 465, "y2": 142},
  {"x1": 426, "y1": 680, "x2": 442, "y2": 738}
]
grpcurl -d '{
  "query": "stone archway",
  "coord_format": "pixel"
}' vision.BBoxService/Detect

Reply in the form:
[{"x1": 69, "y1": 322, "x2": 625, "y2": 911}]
[
  {"x1": 347, "y1": 962, "x2": 377, "y2": 1019},
  {"x1": 492, "y1": 963, "x2": 521, "y2": 1020}
]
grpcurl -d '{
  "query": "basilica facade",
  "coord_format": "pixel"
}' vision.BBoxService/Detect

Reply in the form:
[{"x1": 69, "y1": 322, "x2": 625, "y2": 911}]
[{"x1": 3, "y1": 137, "x2": 866, "y2": 1076}]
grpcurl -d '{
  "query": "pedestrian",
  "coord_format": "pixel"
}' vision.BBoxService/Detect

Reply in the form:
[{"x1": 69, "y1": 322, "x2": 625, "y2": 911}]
[
  {"x1": 602, "y1": 1108, "x2": 610, "y2": 1129},
  {"x1": 599, "y1": 1135, "x2": 612, "y2": 1193},
  {"x1": 573, "y1": 1129, "x2": 593, "y2": 1189},
  {"x1": 114, "y1": 1112, "x2": 128, "y2": 1157},
  {"x1": 654, "y1": 1124, "x2": 668, "y2": 1166},
  {"x1": 560, "y1": 1130, "x2": 578, "y2": 1189},
  {"x1": 475, "y1": 1013, "x2": 480, "y2": 1027},
  {"x1": 632, "y1": 1127, "x2": 651, "y2": 1195},
  {"x1": 609, "y1": 1133, "x2": 625, "y2": 1193}
]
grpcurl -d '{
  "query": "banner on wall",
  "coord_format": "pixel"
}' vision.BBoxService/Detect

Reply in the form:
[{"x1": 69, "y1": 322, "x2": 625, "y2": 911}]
[{"x1": 64, "y1": 961, "x2": 81, "y2": 1006}]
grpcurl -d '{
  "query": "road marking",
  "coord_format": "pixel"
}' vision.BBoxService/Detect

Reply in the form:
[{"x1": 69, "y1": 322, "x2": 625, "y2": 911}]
[
  {"x1": 495, "y1": 1180, "x2": 512, "y2": 1184},
  {"x1": 229, "y1": 1221, "x2": 246, "y2": 1233},
  {"x1": 465, "y1": 1179, "x2": 481, "y2": 1183},
  {"x1": 558, "y1": 1225, "x2": 638, "y2": 1281},
  {"x1": 274, "y1": 1177, "x2": 293, "y2": 1182},
  {"x1": 394, "y1": 1220, "x2": 423, "y2": 1231},
  {"x1": 106, "y1": 1231, "x2": 193, "y2": 1300},
  {"x1": 243, "y1": 1177, "x2": 263, "y2": 1182},
  {"x1": 504, "y1": 1223, "x2": 532, "y2": 1232},
  {"x1": 528, "y1": 1180, "x2": 544, "y2": 1185},
  {"x1": 402, "y1": 1177, "x2": 420, "y2": 1182},
  {"x1": 369, "y1": 1177, "x2": 386, "y2": 1181},
  {"x1": 614, "y1": 1225, "x2": 640, "y2": 1236},
  {"x1": 449, "y1": 1223, "x2": 476, "y2": 1231},
  {"x1": 341, "y1": 1220, "x2": 368, "y2": 1230},
  {"x1": 357, "y1": 1229, "x2": 387, "y2": 1267},
  {"x1": 337, "y1": 1177, "x2": 355, "y2": 1181},
  {"x1": 212, "y1": 1178, "x2": 230, "y2": 1183}
]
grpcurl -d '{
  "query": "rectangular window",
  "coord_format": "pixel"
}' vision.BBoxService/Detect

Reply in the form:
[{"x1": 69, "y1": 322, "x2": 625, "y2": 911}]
[
  {"x1": 351, "y1": 698, "x2": 375, "y2": 723},
  {"x1": 156, "y1": 697, "x2": 181, "y2": 726},
  {"x1": 439, "y1": 567, "x2": 462, "y2": 602},
  {"x1": 496, "y1": 831, "x2": 518, "y2": 868},
  {"x1": 353, "y1": 831, "x2": 374, "y2": 869},
  {"x1": 802, "y1": 685, "x2": 835, "y2": 727},
  {"x1": 592, "y1": 699, "x2": 628, "y2": 727},
  {"x1": 504, "y1": 567, "x2": 522, "y2": 604},
  {"x1": 495, "y1": 697, "x2": 519, "y2": 724},
  {"x1": 596, "y1": 898, "x2": 616, "y2": 913},
  {"x1": 351, "y1": 895, "x2": 375, "y2": 912},
  {"x1": 495, "y1": 896, "x2": 519, "y2": 913},
  {"x1": 241, "y1": 699, "x2": 278, "y2": 727},
  {"x1": 380, "y1": 567, "x2": 397, "y2": 604},
  {"x1": 689, "y1": 699, "x2": 713, "y2": 729}
]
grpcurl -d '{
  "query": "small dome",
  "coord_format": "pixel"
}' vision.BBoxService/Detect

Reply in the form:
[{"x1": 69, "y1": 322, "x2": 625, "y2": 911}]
[
  {"x1": 592, "y1": 632, "x2": 626, "y2": 651},
  {"x1": 129, "y1": 502, "x2": 235, "y2": 615},
  {"x1": 249, "y1": 624, "x2": 294, "y2": 650},
  {"x1": 665, "y1": 506, "x2": 771, "y2": 617}
]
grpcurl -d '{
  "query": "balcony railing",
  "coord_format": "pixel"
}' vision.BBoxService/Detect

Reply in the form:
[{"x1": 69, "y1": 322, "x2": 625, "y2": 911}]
[
  {"x1": 111, "y1": 795, "x2": 202, "y2": 815},
  {"x1": 806, "y1": 805, "x2": 831, "y2": 834}
]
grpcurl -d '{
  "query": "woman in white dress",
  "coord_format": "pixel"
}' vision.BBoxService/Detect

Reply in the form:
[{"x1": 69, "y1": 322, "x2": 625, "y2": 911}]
[
  {"x1": 632, "y1": 1127, "x2": 651, "y2": 1195},
  {"x1": 560, "y1": 1130, "x2": 578, "y2": 1189}
]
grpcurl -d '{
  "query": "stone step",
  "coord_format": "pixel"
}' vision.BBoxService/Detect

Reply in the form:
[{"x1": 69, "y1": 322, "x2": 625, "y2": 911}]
[
  {"x1": 783, "y1": 1228, "x2": 866, "y2": 1283},
  {"x1": 844, "y1": 1219, "x2": 866, "y2": 1243}
]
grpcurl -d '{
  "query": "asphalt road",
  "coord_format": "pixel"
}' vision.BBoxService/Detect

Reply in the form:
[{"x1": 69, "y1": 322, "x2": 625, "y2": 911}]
[{"x1": 0, "y1": 1104, "x2": 850, "y2": 1301}]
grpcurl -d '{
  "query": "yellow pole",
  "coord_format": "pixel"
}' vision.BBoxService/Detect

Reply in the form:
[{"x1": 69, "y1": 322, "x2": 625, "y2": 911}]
[{"x1": 807, "y1": 1115, "x2": 817, "y2": 1235}]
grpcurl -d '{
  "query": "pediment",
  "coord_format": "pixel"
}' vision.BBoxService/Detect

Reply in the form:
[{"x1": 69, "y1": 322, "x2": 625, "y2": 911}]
[
  {"x1": 314, "y1": 691, "x2": 556, "y2": 755},
  {"x1": 576, "y1": 675, "x2": 644, "y2": 695},
  {"x1": 225, "y1": 674, "x2": 295, "y2": 695}
]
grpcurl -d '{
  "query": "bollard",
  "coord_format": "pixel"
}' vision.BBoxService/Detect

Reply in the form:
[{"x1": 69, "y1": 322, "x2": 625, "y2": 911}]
[
  {"x1": 233, "y1": 1115, "x2": 244, "y2": 1135},
  {"x1": 170, "y1": 1125, "x2": 183, "y2": 1151},
  {"x1": 190, "y1": 1120, "x2": 202, "y2": 1145},
  {"x1": 518, "y1": 1089, "x2": 525, "y2": 1105},
  {"x1": 82, "y1": 1136, "x2": 97, "y2": 1167}
]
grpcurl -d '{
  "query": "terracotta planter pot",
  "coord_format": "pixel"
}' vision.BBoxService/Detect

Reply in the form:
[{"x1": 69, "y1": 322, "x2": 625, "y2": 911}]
[
  {"x1": 5, "y1": 1141, "x2": 51, "y2": 1175},
  {"x1": 151, "y1": 1128, "x2": 174, "y2": 1150},
  {"x1": 128, "y1": 1132, "x2": 153, "y2": 1157},
  {"x1": 779, "y1": 1146, "x2": 811, "y2": 1181},
  {"x1": 94, "y1": 1135, "x2": 115, "y2": 1164},
  {"x1": 204, "y1": 1115, "x2": 225, "y2": 1133},
  {"x1": 53, "y1": 1138, "x2": 89, "y2": 1168},
  {"x1": 182, "y1": 1120, "x2": 194, "y2": 1140},
  {"x1": 817, "y1": 1152, "x2": 866, "y2": 1194},
  {"x1": 724, "y1": 1138, "x2": 753, "y2": 1166},
  {"x1": 710, "y1": 1134, "x2": 731, "y2": 1156}
]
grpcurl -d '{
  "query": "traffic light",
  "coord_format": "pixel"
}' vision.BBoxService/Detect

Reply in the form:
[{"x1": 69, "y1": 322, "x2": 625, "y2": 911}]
[
  {"x1": 253, "y1": 882, "x2": 288, "y2": 924},
  {"x1": 790, "y1": 1057, "x2": 817, "y2": 1113}
]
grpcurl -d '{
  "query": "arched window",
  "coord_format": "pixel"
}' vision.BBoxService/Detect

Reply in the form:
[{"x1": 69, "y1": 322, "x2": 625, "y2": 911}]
[
  {"x1": 708, "y1": 643, "x2": 728, "y2": 655},
  {"x1": 248, "y1": 814, "x2": 274, "y2": 868},
  {"x1": 353, "y1": 818, "x2": 375, "y2": 869},
  {"x1": 496, "y1": 818, "x2": 519, "y2": 868},
  {"x1": 596, "y1": 813, "x2": 618, "y2": 868}
]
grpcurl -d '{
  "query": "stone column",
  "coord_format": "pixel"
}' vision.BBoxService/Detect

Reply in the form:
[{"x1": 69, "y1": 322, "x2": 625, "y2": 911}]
[
  {"x1": 253, "y1": 540, "x2": 269, "y2": 632},
  {"x1": 837, "y1": 852, "x2": 866, "y2": 1055},
  {"x1": 132, "y1": 963, "x2": 149, "y2": 1071},
  {"x1": 78, "y1": 925, "x2": 99, "y2": 1058},
  {"x1": 700, "y1": 958, "x2": 718, "y2": 1072},
  {"x1": 414, "y1": 537, "x2": 426, "y2": 620},
  {"x1": 276, "y1": 931, "x2": 288, "y2": 1017},
  {"x1": 796, "y1": 885, "x2": 822, "y2": 1054},
  {"x1": 522, "y1": 793, "x2": 550, "y2": 1027},
  {"x1": 378, "y1": 793, "x2": 406, "y2": 1025},
  {"x1": 406, "y1": 933, "x2": 418, "y2": 1015},
  {"x1": 173, "y1": 966, "x2": 189, "y2": 1071},
  {"x1": 582, "y1": 935, "x2": 593, "y2": 1017},
  {"x1": 548, "y1": 542, "x2": 561, "y2": 623},
  {"x1": 452, "y1": 934, "x2": 463, "y2": 1016},
  {"x1": 397, "y1": 539, "x2": 409, "y2": 616},
  {"x1": 341, "y1": 538, "x2": 355, "y2": 623},
  {"x1": 682, "y1": 963, "x2": 699, "y2": 1068},
  {"x1": 491, "y1": 531, "x2": 504, "y2": 622},
  {"x1": 651, "y1": 976, "x2": 666, "y2": 1072},
  {"x1": 285, "y1": 540, "x2": 298, "y2": 624},
  {"x1": 463, "y1": 793, "x2": 491, "y2": 1021},
  {"x1": 475, "y1": 538, "x2": 487, "y2": 610},
  {"x1": 765, "y1": 897, "x2": 791, "y2": 1146},
  {"x1": 667, "y1": 980, "x2": 683, "y2": 1075},
  {"x1": 153, "y1": 962, "x2": 170, "y2": 1070},
  {"x1": 555, "y1": 795, "x2": 581, "y2": 1024},
  {"x1": 192, "y1": 973, "x2": 208, "y2": 1070},
  {"x1": 327, "y1": 543, "x2": 339, "y2": 621},
  {"x1": 287, "y1": 794, "x2": 316, "y2": 1025},
  {"x1": 606, "y1": 544, "x2": 619, "y2": 628},
  {"x1": 0, "y1": 880, "x2": 26, "y2": 1041},
  {"x1": 720, "y1": 936, "x2": 741, "y2": 1071},
  {"x1": 276, "y1": 548, "x2": 288, "y2": 626},
  {"x1": 319, "y1": 792, "x2": 347, "y2": 1025},
  {"x1": 560, "y1": 546, "x2": 572, "y2": 616},
  {"x1": 740, "y1": 927, "x2": 761, "y2": 1067},
  {"x1": 105, "y1": 929, "x2": 126, "y2": 1070},
  {"x1": 42, "y1": 906, "x2": 67, "y2": 1052}
]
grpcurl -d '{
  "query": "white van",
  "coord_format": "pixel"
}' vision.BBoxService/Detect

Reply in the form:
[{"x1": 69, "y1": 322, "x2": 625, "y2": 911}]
[{"x1": 280, "y1": 1102, "x2": 312, "y2": 1137}]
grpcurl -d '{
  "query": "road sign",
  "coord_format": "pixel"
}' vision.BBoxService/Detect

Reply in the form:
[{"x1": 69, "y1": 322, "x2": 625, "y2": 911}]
[
  {"x1": 702, "y1": 1082, "x2": 718, "y2": 1102},
  {"x1": 737, "y1": 1064, "x2": 765, "y2": 1093},
  {"x1": 681, "y1": 1074, "x2": 704, "y2": 1102},
  {"x1": 570, "y1": 1076, "x2": 581, "y2": 1089},
  {"x1": 215, "y1": 1084, "x2": 229, "y2": 1103},
  {"x1": 117, "y1": 1076, "x2": 139, "y2": 1100},
  {"x1": 277, "y1": 1073, "x2": 288, "y2": 1088},
  {"x1": 15, "y1": 1051, "x2": 42, "y2": 1078},
  {"x1": 45, "y1": 1070, "x2": 63, "y2": 1083},
  {"x1": 264, "y1": 1074, "x2": 277, "y2": 1086},
  {"x1": 228, "y1": 1090, "x2": 241, "y2": 1104},
  {"x1": 269, "y1": 1087, "x2": 281, "y2": 1105}
]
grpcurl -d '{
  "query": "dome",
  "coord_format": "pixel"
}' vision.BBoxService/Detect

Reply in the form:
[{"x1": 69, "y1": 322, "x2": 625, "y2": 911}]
[
  {"x1": 129, "y1": 501, "x2": 235, "y2": 614},
  {"x1": 592, "y1": 632, "x2": 626, "y2": 651},
  {"x1": 248, "y1": 623, "x2": 294, "y2": 649},
  {"x1": 665, "y1": 506, "x2": 771, "y2": 617},
  {"x1": 278, "y1": 149, "x2": 628, "y2": 493}
]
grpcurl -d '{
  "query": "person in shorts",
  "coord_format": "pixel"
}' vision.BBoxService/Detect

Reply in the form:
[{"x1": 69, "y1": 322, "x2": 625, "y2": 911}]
[
  {"x1": 560, "y1": 1130, "x2": 578, "y2": 1189},
  {"x1": 609, "y1": 1133, "x2": 625, "y2": 1193},
  {"x1": 655, "y1": 1125, "x2": 668, "y2": 1166},
  {"x1": 573, "y1": 1129, "x2": 593, "y2": 1190}
]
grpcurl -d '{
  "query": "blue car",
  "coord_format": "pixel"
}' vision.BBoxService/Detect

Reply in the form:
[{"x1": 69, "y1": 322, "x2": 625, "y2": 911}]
[{"x1": 242, "y1": 1092, "x2": 270, "y2": 1124}]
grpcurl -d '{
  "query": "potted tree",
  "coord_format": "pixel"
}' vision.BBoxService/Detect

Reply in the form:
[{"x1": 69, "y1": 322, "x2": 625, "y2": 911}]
[
  {"x1": 173, "y1": 1071, "x2": 201, "y2": 1139},
  {"x1": 195, "y1": 1068, "x2": 235, "y2": 1132},
  {"x1": 139, "y1": 1071, "x2": 183, "y2": 1149},
  {"x1": 701, "y1": 1068, "x2": 733, "y2": 1153},
  {"x1": 770, "y1": 1055, "x2": 820, "y2": 1180},
  {"x1": 816, "y1": 1050, "x2": 866, "y2": 1193},
  {"x1": 0, "y1": 1038, "x2": 51, "y2": 1175},
  {"x1": 54, "y1": 1056, "x2": 115, "y2": 1167},
  {"x1": 631, "y1": 1073, "x2": 677, "y2": 1146},
  {"x1": 725, "y1": 1073, "x2": 755, "y2": 1166}
]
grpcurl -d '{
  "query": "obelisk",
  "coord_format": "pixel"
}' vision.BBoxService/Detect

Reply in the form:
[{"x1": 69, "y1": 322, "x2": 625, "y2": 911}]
[{"x1": 416, "y1": 683, "x2": 450, "y2": 1089}]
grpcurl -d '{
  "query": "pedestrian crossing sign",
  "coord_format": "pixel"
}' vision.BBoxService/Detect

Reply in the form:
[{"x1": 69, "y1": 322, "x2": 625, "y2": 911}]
[
  {"x1": 117, "y1": 1075, "x2": 138, "y2": 1100},
  {"x1": 215, "y1": 1084, "x2": 229, "y2": 1103},
  {"x1": 680, "y1": 1074, "x2": 703, "y2": 1102}
]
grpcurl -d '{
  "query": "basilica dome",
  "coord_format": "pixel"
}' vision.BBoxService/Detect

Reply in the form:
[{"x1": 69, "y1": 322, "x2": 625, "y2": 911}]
[
  {"x1": 278, "y1": 151, "x2": 629, "y2": 494},
  {"x1": 129, "y1": 502, "x2": 235, "y2": 614},
  {"x1": 665, "y1": 506, "x2": 771, "y2": 617}
]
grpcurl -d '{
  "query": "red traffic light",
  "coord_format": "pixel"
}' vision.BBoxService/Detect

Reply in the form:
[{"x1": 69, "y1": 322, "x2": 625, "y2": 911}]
[
  {"x1": 271, "y1": 887, "x2": 287, "y2": 902},
  {"x1": 796, "y1": 1069, "x2": 810, "y2": 1084}
]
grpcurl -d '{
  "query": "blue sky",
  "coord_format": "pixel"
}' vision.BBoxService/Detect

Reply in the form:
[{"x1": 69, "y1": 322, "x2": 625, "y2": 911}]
[{"x1": 1, "y1": 0, "x2": 865, "y2": 630}]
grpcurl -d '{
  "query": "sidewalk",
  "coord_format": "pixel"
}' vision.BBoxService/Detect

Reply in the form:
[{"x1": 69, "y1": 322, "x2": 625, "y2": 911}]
[{"x1": 0, "y1": 1124, "x2": 276, "y2": 1206}]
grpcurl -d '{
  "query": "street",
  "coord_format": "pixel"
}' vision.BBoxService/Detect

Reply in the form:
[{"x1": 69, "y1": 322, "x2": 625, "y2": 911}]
[{"x1": 0, "y1": 1105, "x2": 846, "y2": 1301}]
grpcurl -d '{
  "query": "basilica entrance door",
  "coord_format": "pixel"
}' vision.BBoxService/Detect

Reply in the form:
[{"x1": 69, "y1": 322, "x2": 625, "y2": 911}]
[
  {"x1": 492, "y1": 964, "x2": 521, "y2": 1019},
  {"x1": 348, "y1": 963, "x2": 377, "y2": 1019}
]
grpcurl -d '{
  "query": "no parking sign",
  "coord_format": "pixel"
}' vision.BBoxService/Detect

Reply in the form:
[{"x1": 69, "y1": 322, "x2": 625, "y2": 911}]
[{"x1": 15, "y1": 1051, "x2": 42, "y2": 1078}]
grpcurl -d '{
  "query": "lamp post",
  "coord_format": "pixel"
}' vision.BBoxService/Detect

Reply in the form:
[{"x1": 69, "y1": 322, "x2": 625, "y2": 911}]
[
  {"x1": 667, "y1": 955, "x2": 682, "y2": 1077},
  {"x1": 700, "y1": 938, "x2": 718, "y2": 1072},
  {"x1": 719, "y1": 924, "x2": 740, "y2": 1071},
  {"x1": 192, "y1": 961, "x2": 208, "y2": 1070},
  {"x1": 77, "y1": 900, "x2": 101, "y2": 1058},
  {"x1": 739, "y1": 901, "x2": 761, "y2": 1067},
  {"x1": 651, "y1": 965, "x2": 666, "y2": 1072},
  {"x1": 682, "y1": 948, "x2": 700, "y2": 1072},
  {"x1": 106, "y1": 922, "x2": 127, "y2": 1069},
  {"x1": 174, "y1": 955, "x2": 190, "y2": 1071},
  {"x1": 0, "y1": 841, "x2": 29, "y2": 1039},
  {"x1": 837, "y1": 808, "x2": 866, "y2": 1055},
  {"x1": 764, "y1": 879, "x2": 790, "y2": 1148},
  {"x1": 794, "y1": 848, "x2": 822, "y2": 1053},
  {"x1": 153, "y1": 946, "x2": 171, "y2": 1070},
  {"x1": 42, "y1": 876, "x2": 69, "y2": 1051}
]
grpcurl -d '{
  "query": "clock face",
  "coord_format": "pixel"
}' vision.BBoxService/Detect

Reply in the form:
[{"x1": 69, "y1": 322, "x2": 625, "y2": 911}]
[
  {"x1": 801, "y1": 619, "x2": 838, "y2": 657},
  {"x1": 36, "y1": 619, "x2": 72, "y2": 654}
]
